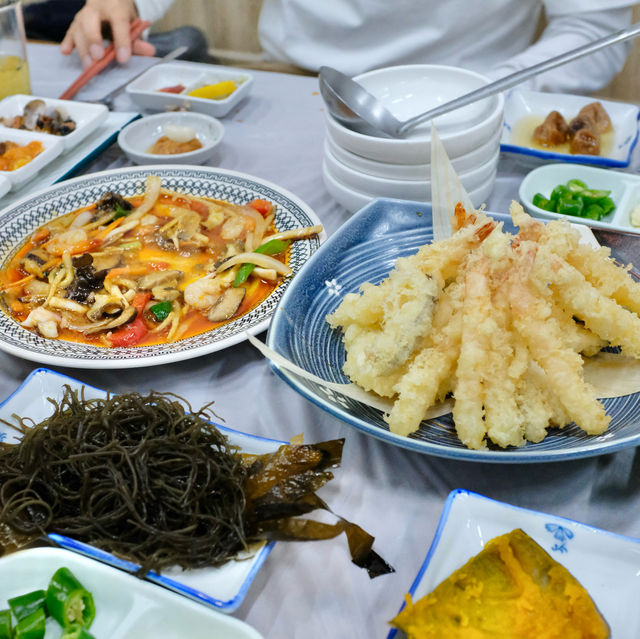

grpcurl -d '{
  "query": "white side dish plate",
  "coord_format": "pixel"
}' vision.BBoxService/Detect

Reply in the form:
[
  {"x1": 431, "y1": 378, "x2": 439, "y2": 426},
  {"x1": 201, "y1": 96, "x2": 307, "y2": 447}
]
[
  {"x1": 0, "y1": 94, "x2": 109, "y2": 151},
  {"x1": 0, "y1": 547, "x2": 264, "y2": 638},
  {"x1": 126, "y1": 62, "x2": 253, "y2": 117},
  {"x1": 0, "y1": 368, "x2": 285, "y2": 613},
  {"x1": 501, "y1": 89, "x2": 640, "y2": 167},
  {"x1": 519, "y1": 162, "x2": 640, "y2": 233},
  {"x1": 387, "y1": 490, "x2": 640, "y2": 639},
  {"x1": 0, "y1": 128, "x2": 63, "y2": 189}
]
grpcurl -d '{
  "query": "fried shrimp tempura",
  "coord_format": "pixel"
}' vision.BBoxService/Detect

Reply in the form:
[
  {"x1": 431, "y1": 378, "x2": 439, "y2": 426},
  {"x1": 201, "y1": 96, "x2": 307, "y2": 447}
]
[{"x1": 327, "y1": 200, "x2": 639, "y2": 450}]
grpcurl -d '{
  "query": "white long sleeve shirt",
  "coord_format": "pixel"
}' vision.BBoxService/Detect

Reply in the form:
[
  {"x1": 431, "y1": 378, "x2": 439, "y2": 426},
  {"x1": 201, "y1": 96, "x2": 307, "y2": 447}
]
[{"x1": 134, "y1": 0, "x2": 635, "y2": 93}]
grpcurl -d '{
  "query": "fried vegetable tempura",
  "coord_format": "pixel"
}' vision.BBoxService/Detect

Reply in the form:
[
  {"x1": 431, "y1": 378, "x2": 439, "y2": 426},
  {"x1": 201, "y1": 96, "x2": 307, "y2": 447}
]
[{"x1": 327, "y1": 202, "x2": 640, "y2": 449}]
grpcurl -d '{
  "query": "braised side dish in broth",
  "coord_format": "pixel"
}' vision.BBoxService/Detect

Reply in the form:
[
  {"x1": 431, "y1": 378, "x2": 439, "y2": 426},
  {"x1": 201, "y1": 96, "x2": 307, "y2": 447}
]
[
  {"x1": 532, "y1": 102, "x2": 612, "y2": 155},
  {"x1": 0, "y1": 175, "x2": 321, "y2": 347},
  {"x1": 391, "y1": 529, "x2": 609, "y2": 639}
]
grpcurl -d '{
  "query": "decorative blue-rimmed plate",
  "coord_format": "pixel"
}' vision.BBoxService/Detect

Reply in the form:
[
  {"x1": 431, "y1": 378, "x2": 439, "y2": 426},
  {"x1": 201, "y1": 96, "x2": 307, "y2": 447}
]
[
  {"x1": 265, "y1": 197, "x2": 640, "y2": 463},
  {"x1": 500, "y1": 89, "x2": 640, "y2": 168},
  {"x1": 0, "y1": 165, "x2": 323, "y2": 368},
  {"x1": 387, "y1": 489, "x2": 640, "y2": 639},
  {"x1": 0, "y1": 367, "x2": 285, "y2": 613}
]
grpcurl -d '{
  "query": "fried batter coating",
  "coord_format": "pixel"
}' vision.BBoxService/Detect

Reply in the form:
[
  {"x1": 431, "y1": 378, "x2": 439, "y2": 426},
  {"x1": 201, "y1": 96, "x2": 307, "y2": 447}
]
[{"x1": 327, "y1": 199, "x2": 638, "y2": 450}]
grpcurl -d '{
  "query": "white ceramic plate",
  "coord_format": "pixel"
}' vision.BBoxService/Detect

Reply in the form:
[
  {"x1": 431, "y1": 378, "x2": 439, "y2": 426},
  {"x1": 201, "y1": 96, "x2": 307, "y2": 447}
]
[
  {"x1": 117, "y1": 111, "x2": 224, "y2": 165},
  {"x1": 322, "y1": 158, "x2": 496, "y2": 213},
  {"x1": 126, "y1": 62, "x2": 253, "y2": 117},
  {"x1": 501, "y1": 89, "x2": 640, "y2": 167},
  {"x1": 0, "y1": 128, "x2": 63, "y2": 189},
  {"x1": 0, "y1": 368, "x2": 285, "y2": 613},
  {"x1": 0, "y1": 165, "x2": 324, "y2": 368},
  {"x1": 0, "y1": 547, "x2": 264, "y2": 638},
  {"x1": 387, "y1": 489, "x2": 640, "y2": 639},
  {"x1": 0, "y1": 94, "x2": 108, "y2": 151},
  {"x1": 519, "y1": 162, "x2": 640, "y2": 233}
]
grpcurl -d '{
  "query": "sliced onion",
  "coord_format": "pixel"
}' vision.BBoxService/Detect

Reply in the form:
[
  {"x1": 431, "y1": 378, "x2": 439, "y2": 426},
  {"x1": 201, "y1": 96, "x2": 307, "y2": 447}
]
[
  {"x1": 262, "y1": 224, "x2": 323, "y2": 243},
  {"x1": 215, "y1": 252, "x2": 292, "y2": 276},
  {"x1": 131, "y1": 175, "x2": 162, "y2": 219},
  {"x1": 241, "y1": 206, "x2": 267, "y2": 250}
]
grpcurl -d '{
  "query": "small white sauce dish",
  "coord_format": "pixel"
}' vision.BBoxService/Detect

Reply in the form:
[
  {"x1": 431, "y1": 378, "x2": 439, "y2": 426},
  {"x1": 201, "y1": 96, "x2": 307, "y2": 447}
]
[
  {"x1": 0, "y1": 547, "x2": 264, "y2": 639},
  {"x1": 519, "y1": 162, "x2": 640, "y2": 233},
  {"x1": 117, "y1": 112, "x2": 224, "y2": 165},
  {"x1": 125, "y1": 61, "x2": 253, "y2": 117}
]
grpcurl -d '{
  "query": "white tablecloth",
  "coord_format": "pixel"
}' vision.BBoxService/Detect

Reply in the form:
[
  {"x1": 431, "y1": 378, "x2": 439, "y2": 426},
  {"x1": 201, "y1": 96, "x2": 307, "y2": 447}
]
[{"x1": 3, "y1": 43, "x2": 640, "y2": 639}]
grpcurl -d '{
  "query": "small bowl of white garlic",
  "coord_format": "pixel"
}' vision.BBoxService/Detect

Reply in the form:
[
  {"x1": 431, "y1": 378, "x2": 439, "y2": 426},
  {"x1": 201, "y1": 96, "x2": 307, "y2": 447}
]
[{"x1": 117, "y1": 111, "x2": 224, "y2": 165}]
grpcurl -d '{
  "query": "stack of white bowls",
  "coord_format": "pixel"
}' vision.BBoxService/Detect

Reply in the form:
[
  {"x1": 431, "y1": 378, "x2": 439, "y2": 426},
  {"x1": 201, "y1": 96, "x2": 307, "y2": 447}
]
[{"x1": 322, "y1": 64, "x2": 504, "y2": 213}]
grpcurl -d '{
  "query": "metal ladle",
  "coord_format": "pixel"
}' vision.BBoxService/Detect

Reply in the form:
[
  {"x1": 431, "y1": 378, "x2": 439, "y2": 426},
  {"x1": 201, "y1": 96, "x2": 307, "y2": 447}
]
[{"x1": 319, "y1": 22, "x2": 640, "y2": 139}]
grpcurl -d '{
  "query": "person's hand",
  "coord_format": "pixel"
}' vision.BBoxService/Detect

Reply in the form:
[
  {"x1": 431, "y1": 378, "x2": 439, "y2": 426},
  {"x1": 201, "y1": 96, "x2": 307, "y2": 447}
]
[{"x1": 60, "y1": 0, "x2": 155, "y2": 68}]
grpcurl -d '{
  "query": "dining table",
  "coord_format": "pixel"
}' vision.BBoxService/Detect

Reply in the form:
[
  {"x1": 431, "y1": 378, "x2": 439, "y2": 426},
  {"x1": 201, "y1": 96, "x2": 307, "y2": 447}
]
[{"x1": 3, "y1": 42, "x2": 640, "y2": 639}]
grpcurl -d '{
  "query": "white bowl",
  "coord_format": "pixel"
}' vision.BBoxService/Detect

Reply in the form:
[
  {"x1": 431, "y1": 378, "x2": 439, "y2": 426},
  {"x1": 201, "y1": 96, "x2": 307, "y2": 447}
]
[
  {"x1": 326, "y1": 124, "x2": 502, "y2": 180},
  {"x1": 117, "y1": 112, "x2": 224, "y2": 165},
  {"x1": 126, "y1": 62, "x2": 252, "y2": 118},
  {"x1": 324, "y1": 144, "x2": 500, "y2": 200},
  {"x1": 324, "y1": 64, "x2": 504, "y2": 164},
  {"x1": 323, "y1": 158, "x2": 497, "y2": 213}
]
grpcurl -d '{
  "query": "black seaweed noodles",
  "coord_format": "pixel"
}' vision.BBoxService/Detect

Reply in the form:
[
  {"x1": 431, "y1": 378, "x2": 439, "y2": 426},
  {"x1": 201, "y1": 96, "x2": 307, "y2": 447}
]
[{"x1": 0, "y1": 387, "x2": 247, "y2": 574}]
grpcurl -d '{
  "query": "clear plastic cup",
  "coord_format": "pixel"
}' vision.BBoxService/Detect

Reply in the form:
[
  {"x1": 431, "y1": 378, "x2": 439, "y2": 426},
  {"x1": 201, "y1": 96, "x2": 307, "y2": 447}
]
[{"x1": 0, "y1": 1, "x2": 30, "y2": 100}]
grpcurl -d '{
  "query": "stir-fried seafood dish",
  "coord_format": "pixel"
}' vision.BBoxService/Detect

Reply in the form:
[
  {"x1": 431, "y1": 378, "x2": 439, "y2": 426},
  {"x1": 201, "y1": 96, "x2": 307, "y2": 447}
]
[
  {"x1": 0, "y1": 99, "x2": 77, "y2": 136},
  {"x1": 533, "y1": 101, "x2": 612, "y2": 155},
  {"x1": 0, "y1": 175, "x2": 321, "y2": 347},
  {"x1": 328, "y1": 203, "x2": 640, "y2": 450}
]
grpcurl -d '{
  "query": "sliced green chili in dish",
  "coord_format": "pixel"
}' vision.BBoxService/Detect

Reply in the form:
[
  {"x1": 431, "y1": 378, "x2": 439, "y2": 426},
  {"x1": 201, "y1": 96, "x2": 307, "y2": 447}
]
[
  {"x1": 233, "y1": 238, "x2": 291, "y2": 287},
  {"x1": 13, "y1": 608, "x2": 45, "y2": 639},
  {"x1": 8, "y1": 590, "x2": 46, "y2": 622},
  {"x1": 532, "y1": 178, "x2": 615, "y2": 221},
  {"x1": 0, "y1": 609, "x2": 11, "y2": 639},
  {"x1": 149, "y1": 300, "x2": 172, "y2": 322},
  {"x1": 60, "y1": 622, "x2": 96, "y2": 639},
  {"x1": 46, "y1": 567, "x2": 95, "y2": 629}
]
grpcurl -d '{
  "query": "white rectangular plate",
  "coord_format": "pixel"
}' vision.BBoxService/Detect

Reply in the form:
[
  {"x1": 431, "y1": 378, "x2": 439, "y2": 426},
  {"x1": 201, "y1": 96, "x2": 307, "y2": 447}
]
[
  {"x1": 0, "y1": 547, "x2": 263, "y2": 639},
  {"x1": 0, "y1": 368, "x2": 283, "y2": 612},
  {"x1": 126, "y1": 61, "x2": 252, "y2": 117},
  {"x1": 0, "y1": 94, "x2": 109, "y2": 151},
  {"x1": 501, "y1": 88, "x2": 640, "y2": 168},
  {"x1": 519, "y1": 162, "x2": 640, "y2": 234},
  {"x1": 387, "y1": 490, "x2": 640, "y2": 639}
]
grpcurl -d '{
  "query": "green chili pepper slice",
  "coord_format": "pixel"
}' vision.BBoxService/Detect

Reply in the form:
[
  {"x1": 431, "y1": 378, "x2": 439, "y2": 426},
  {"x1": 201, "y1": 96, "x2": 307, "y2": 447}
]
[
  {"x1": 14, "y1": 608, "x2": 45, "y2": 639},
  {"x1": 232, "y1": 239, "x2": 291, "y2": 287},
  {"x1": 46, "y1": 567, "x2": 95, "y2": 629},
  {"x1": 150, "y1": 300, "x2": 172, "y2": 322},
  {"x1": 8, "y1": 590, "x2": 46, "y2": 621},
  {"x1": 532, "y1": 193, "x2": 549, "y2": 209},
  {"x1": 60, "y1": 623, "x2": 96, "y2": 639},
  {"x1": 0, "y1": 609, "x2": 12, "y2": 639},
  {"x1": 584, "y1": 204, "x2": 605, "y2": 220},
  {"x1": 566, "y1": 178, "x2": 587, "y2": 191},
  {"x1": 556, "y1": 196, "x2": 583, "y2": 217}
]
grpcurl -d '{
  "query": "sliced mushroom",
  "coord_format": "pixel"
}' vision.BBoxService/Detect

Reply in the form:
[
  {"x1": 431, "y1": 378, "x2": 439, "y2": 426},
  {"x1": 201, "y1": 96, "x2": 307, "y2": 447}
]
[
  {"x1": 90, "y1": 252, "x2": 122, "y2": 272},
  {"x1": 23, "y1": 99, "x2": 46, "y2": 130},
  {"x1": 151, "y1": 286, "x2": 180, "y2": 301},
  {"x1": 84, "y1": 306, "x2": 137, "y2": 333},
  {"x1": 47, "y1": 296, "x2": 88, "y2": 315},
  {"x1": 207, "y1": 287, "x2": 245, "y2": 322},
  {"x1": 86, "y1": 293, "x2": 126, "y2": 322},
  {"x1": 137, "y1": 269, "x2": 183, "y2": 290}
]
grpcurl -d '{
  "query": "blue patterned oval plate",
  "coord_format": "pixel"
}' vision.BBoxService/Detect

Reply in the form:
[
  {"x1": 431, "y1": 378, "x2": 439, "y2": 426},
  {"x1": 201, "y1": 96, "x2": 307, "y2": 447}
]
[
  {"x1": 387, "y1": 490, "x2": 640, "y2": 638},
  {"x1": 0, "y1": 165, "x2": 323, "y2": 368},
  {"x1": 266, "y1": 197, "x2": 640, "y2": 463}
]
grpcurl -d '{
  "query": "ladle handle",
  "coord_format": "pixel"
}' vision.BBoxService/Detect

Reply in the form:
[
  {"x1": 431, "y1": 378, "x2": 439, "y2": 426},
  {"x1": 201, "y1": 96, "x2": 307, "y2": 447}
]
[{"x1": 399, "y1": 21, "x2": 640, "y2": 136}]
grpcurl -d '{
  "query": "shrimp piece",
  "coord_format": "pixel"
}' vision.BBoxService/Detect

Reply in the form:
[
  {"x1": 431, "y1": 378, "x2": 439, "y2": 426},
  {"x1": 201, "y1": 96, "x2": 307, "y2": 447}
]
[
  {"x1": 183, "y1": 274, "x2": 224, "y2": 310},
  {"x1": 44, "y1": 228, "x2": 88, "y2": 256},
  {"x1": 509, "y1": 245, "x2": 610, "y2": 436},
  {"x1": 21, "y1": 307, "x2": 61, "y2": 338}
]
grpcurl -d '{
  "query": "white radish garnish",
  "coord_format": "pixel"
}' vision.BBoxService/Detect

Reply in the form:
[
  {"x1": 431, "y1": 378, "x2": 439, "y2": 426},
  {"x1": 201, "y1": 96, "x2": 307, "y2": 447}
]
[{"x1": 163, "y1": 124, "x2": 197, "y2": 143}]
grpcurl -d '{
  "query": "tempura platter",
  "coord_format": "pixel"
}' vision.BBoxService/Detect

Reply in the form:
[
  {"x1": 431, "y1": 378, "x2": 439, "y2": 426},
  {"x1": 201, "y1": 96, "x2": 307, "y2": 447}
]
[
  {"x1": 266, "y1": 197, "x2": 640, "y2": 463},
  {"x1": 0, "y1": 165, "x2": 323, "y2": 368}
]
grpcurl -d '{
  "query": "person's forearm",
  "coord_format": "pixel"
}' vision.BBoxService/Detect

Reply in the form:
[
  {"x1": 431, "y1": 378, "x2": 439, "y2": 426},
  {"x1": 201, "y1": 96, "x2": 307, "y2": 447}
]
[
  {"x1": 488, "y1": 8, "x2": 632, "y2": 94},
  {"x1": 134, "y1": 0, "x2": 175, "y2": 23}
]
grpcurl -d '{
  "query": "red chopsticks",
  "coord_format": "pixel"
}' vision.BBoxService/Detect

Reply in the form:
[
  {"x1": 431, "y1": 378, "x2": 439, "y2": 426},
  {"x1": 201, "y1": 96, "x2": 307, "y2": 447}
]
[{"x1": 58, "y1": 18, "x2": 150, "y2": 100}]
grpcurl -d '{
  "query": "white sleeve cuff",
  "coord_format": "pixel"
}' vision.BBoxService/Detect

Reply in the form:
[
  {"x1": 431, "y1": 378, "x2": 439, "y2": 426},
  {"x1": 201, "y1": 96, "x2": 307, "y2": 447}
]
[{"x1": 134, "y1": 0, "x2": 175, "y2": 23}]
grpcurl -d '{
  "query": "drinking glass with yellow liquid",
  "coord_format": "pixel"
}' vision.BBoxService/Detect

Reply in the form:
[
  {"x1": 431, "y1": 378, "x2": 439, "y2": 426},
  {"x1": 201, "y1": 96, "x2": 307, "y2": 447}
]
[{"x1": 0, "y1": 1, "x2": 30, "y2": 100}]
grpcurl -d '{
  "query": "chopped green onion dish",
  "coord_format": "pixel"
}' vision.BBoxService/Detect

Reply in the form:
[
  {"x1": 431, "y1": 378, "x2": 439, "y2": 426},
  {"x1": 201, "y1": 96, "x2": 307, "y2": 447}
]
[{"x1": 532, "y1": 179, "x2": 615, "y2": 221}]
